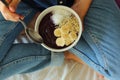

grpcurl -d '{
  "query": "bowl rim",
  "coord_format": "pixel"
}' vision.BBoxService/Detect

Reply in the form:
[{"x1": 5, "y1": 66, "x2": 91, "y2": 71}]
[{"x1": 35, "y1": 5, "x2": 82, "y2": 52}]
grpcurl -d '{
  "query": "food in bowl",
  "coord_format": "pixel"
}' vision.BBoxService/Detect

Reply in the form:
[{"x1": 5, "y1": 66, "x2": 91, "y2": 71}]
[{"x1": 38, "y1": 9, "x2": 80, "y2": 49}]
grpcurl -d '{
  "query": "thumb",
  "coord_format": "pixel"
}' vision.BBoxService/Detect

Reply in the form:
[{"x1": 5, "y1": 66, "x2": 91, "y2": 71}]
[{"x1": 9, "y1": 0, "x2": 21, "y2": 12}]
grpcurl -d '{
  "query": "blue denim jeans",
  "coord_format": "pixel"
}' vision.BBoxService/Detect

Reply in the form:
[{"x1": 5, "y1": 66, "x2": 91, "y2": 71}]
[
  {"x1": 0, "y1": 2, "x2": 64, "y2": 80},
  {"x1": 0, "y1": 0, "x2": 120, "y2": 80},
  {"x1": 69, "y1": 0, "x2": 120, "y2": 80}
]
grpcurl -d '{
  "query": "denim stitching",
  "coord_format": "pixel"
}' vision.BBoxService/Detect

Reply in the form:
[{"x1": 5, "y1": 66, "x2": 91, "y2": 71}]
[
  {"x1": 72, "y1": 42, "x2": 110, "y2": 76},
  {"x1": 73, "y1": 47, "x2": 100, "y2": 66},
  {"x1": 86, "y1": 28, "x2": 108, "y2": 70},
  {"x1": 71, "y1": 47, "x2": 105, "y2": 72},
  {"x1": 0, "y1": 56, "x2": 49, "y2": 69}
]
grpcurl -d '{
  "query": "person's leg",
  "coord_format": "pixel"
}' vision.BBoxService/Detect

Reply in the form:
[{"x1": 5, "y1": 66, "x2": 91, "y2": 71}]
[
  {"x1": 0, "y1": 1, "x2": 37, "y2": 62},
  {"x1": 0, "y1": 43, "x2": 51, "y2": 79},
  {"x1": 0, "y1": 2, "x2": 64, "y2": 80},
  {"x1": 69, "y1": 0, "x2": 120, "y2": 80}
]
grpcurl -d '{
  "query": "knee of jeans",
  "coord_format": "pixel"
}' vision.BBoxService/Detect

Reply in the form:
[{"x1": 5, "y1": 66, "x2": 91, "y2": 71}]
[{"x1": 0, "y1": 56, "x2": 50, "y2": 80}]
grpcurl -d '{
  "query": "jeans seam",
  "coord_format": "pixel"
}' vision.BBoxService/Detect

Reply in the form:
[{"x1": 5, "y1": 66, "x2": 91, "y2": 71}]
[
  {"x1": 71, "y1": 47, "x2": 107, "y2": 75},
  {"x1": 0, "y1": 56, "x2": 49, "y2": 70},
  {"x1": 72, "y1": 46, "x2": 110, "y2": 76},
  {"x1": 73, "y1": 47, "x2": 101, "y2": 67},
  {"x1": 87, "y1": 28, "x2": 108, "y2": 70}
]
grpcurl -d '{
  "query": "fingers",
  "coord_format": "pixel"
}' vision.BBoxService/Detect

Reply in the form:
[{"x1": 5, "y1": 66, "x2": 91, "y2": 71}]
[
  {"x1": 0, "y1": 3, "x2": 23, "y2": 22},
  {"x1": 9, "y1": 0, "x2": 21, "y2": 12},
  {"x1": 0, "y1": 0, "x2": 24, "y2": 22},
  {"x1": 2, "y1": 8, "x2": 23, "y2": 22}
]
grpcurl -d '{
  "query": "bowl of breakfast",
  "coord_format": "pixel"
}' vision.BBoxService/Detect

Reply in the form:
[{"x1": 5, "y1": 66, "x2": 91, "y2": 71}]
[{"x1": 35, "y1": 5, "x2": 82, "y2": 52}]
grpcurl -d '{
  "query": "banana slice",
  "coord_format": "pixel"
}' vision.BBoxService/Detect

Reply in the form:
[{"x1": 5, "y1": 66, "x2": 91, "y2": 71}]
[
  {"x1": 62, "y1": 33, "x2": 73, "y2": 46},
  {"x1": 65, "y1": 37, "x2": 73, "y2": 46},
  {"x1": 54, "y1": 14, "x2": 79, "y2": 47},
  {"x1": 54, "y1": 28, "x2": 61, "y2": 37},
  {"x1": 65, "y1": 39, "x2": 73, "y2": 46},
  {"x1": 61, "y1": 25, "x2": 70, "y2": 34},
  {"x1": 56, "y1": 37, "x2": 65, "y2": 47},
  {"x1": 69, "y1": 26, "x2": 76, "y2": 32},
  {"x1": 69, "y1": 31, "x2": 77, "y2": 41},
  {"x1": 62, "y1": 33, "x2": 68, "y2": 38}
]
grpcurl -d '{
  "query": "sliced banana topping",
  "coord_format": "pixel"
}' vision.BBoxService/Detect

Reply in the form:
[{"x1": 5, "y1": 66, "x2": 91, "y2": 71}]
[
  {"x1": 54, "y1": 15, "x2": 79, "y2": 47},
  {"x1": 69, "y1": 31, "x2": 77, "y2": 41},
  {"x1": 54, "y1": 28, "x2": 61, "y2": 37},
  {"x1": 56, "y1": 37, "x2": 65, "y2": 47},
  {"x1": 65, "y1": 38, "x2": 73, "y2": 46},
  {"x1": 61, "y1": 25, "x2": 70, "y2": 34}
]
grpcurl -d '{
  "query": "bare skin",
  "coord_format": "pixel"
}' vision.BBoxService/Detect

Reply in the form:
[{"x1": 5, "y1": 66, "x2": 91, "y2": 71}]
[{"x1": 0, "y1": 0, "x2": 23, "y2": 22}]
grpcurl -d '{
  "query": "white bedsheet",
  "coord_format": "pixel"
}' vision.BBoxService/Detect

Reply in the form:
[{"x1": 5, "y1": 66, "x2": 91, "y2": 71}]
[{"x1": 6, "y1": 35, "x2": 108, "y2": 80}]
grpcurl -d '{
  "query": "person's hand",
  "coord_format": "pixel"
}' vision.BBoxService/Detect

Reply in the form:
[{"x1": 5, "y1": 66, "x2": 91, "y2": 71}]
[{"x1": 0, "y1": 0, "x2": 24, "y2": 22}]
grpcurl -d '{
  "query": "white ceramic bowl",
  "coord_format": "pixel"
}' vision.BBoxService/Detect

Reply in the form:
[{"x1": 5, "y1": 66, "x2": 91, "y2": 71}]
[{"x1": 35, "y1": 5, "x2": 82, "y2": 52}]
